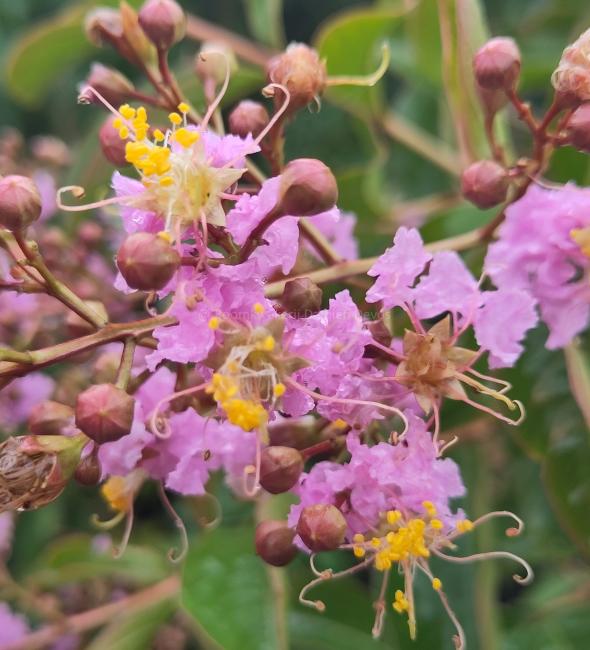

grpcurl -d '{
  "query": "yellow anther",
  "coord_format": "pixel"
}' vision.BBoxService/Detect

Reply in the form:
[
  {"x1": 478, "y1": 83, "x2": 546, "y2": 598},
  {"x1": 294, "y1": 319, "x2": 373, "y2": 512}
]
[
  {"x1": 370, "y1": 537, "x2": 382, "y2": 548},
  {"x1": 430, "y1": 518, "x2": 443, "y2": 530},
  {"x1": 333, "y1": 418, "x2": 347, "y2": 429},
  {"x1": 386, "y1": 510, "x2": 402, "y2": 525},
  {"x1": 173, "y1": 127, "x2": 199, "y2": 148},
  {"x1": 353, "y1": 546, "x2": 366, "y2": 558},
  {"x1": 101, "y1": 476, "x2": 132, "y2": 513},
  {"x1": 119, "y1": 104, "x2": 136, "y2": 120},
  {"x1": 422, "y1": 500, "x2": 437, "y2": 516},
  {"x1": 208, "y1": 316, "x2": 220, "y2": 330},
  {"x1": 153, "y1": 129, "x2": 165, "y2": 142},
  {"x1": 159, "y1": 176, "x2": 174, "y2": 187},
  {"x1": 113, "y1": 117, "x2": 123, "y2": 129},
  {"x1": 169, "y1": 112, "x2": 182, "y2": 126},
  {"x1": 178, "y1": 102, "x2": 190, "y2": 113},
  {"x1": 432, "y1": 578, "x2": 442, "y2": 591},
  {"x1": 572, "y1": 227, "x2": 590, "y2": 257},
  {"x1": 118, "y1": 126, "x2": 129, "y2": 140},
  {"x1": 352, "y1": 533, "x2": 365, "y2": 544},
  {"x1": 136, "y1": 106, "x2": 147, "y2": 122},
  {"x1": 227, "y1": 361, "x2": 240, "y2": 373},
  {"x1": 456, "y1": 519, "x2": 474, "y2": 533},
  {"x1": 256, "y1": 335, "x2": 275, "y2": 352},
  {"x1": 253, "y1": 302, "x2": 265, "y2": 314},
  {"x1": 222, "y1": 398, "x2": 267, "y2": 431},
  {"x1": 273, "y1": 383, "x2": 286, "y2": 398},
  {"x1": 157, "y1": 231, "x2": 173, "y2": 243},
  {"x1": 392, "y1": 590, "x2": 409, "y2": 613}
]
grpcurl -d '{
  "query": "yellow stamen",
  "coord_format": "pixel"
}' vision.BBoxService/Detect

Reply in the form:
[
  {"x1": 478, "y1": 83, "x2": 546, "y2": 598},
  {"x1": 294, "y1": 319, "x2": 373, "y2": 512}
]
[
  {"x1": 432, "y1": 578, "x2": 442, "y2": 591},
  {"x1": 273, "y1": 383, "x2": 286, "y2": 398},
  {"x1": 169, "y1": 112, "x2": 182, "y2": 126},
  {"x1": 208, "y1": 316, "x2": 220, "y2": 330},
  {"x1": 178, "y1": 102, "x2": 190, "y2": 113}
]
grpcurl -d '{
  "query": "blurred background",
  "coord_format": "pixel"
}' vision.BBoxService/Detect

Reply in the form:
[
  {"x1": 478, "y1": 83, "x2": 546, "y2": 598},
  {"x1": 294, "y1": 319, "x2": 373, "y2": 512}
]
[{"x1": 1, "y1": 0, "x2": 590, "y2": 649}]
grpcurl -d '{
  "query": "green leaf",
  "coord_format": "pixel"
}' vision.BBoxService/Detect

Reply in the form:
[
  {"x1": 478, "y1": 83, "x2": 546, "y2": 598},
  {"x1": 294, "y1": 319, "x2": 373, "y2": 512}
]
[
  {"x1": 86, "y1": 598, "x2": 176, "y2": 650},
  {"x1": 182, "y1": 526, "x2": 287, "y2": 650},
  {"x1": 243, "y1": 0, "x2": 285, "y2": 49}
]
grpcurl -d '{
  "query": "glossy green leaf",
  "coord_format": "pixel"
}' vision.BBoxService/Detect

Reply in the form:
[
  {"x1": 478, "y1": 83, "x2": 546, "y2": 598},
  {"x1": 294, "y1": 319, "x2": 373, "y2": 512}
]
[
  {"x1": 243, "y1": 0, "x2": 285, "y2": 49},
  {"x1": 182, "y1": 526, "x2": 287, "y2": 650}
]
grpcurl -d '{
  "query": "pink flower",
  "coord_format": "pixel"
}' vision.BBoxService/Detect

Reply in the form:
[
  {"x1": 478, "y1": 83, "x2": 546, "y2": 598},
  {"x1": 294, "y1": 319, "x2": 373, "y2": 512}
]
[
  {"x1": 0, "y1": 373, "x2": 54, "y2": 433},
  {"x1": 0, "y1": 603, "x2": 29, "y2": 645},
  {"x1": 308, "y1": 209, "x2": 358, "y2": 260}
]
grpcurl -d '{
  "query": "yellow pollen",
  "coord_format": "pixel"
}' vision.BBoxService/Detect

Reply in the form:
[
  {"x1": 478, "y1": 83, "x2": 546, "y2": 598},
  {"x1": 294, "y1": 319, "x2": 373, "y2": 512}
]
[
  {"x1": 113, "y1": 117, "x2": 123, "y2": 129},
  {"x1": 253, "y1": 302, "x2": 265, "y2": 314},
  {"x1": 430, "y1": 518, "x2": 443, "y2": 530},
  {"x1": 173, "y1": 127, "x2": 199, "y2": 148},
  {"x1": 169, "y1": 112, "x2": 182, "y2": 126},
  {"x1": 456, "y1": 519, "x2": 474, "y2": 533},
  {"x1": 178, "y1": 102, "x2": 190, "y2": 113},
  {"x1": 222, "y1": 398, "x2": 267, "y2": 431},
  {"x1": 159, "y1": 176, "x2": 174, "y2": 187},
  {"x1": 256, "y1": 335, "x2": 275, "y2": 352},
  {"x1": 422, "y1": 500, "x2": 437, "y2": 517},
  {"x1": 273, "y1": 383, "x2": 286, "y2": 398},
  {"x1": 157, "y1": 231, "x2": 173, "y2": 243},
  {"x1": 153, "y1": 129, "x2": 165, "y2": 142},
  {"x1": 571, "y1": 227, "x2": 590, "y2": 257},
  {"x1": 392, "y1": 590, "x2": 409, "y2": 613},
  {"x1": 119, "y1": 104, "x2": 135, "y2": 120},
  {"x1": 333, "y1": 418, "x2": 347, "y2": 429},
  {"x1": 208, "y1": 316, "x2": 220, "y2": 330},
  {"x1": 101, "y1": 476, "x2": 131, "y2": 513},
  {"x1": 432, "y1": 578, "x2": 442, "y2": 591},
  {"x1": 118, "y1": 126, "x2": 129, "y2": 140},
  {"x1": 353, "y1": 546, "x2": 366, "y2": 558},
  {"x1": 386, "y1": 510, "x2": 402, "y2": 525}
]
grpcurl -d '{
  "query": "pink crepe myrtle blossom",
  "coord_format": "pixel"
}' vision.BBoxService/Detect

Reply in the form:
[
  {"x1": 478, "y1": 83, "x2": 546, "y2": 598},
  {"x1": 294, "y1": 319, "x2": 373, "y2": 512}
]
[{"x1": 0, "y1": 603, "x2": 29, "y2": 646}]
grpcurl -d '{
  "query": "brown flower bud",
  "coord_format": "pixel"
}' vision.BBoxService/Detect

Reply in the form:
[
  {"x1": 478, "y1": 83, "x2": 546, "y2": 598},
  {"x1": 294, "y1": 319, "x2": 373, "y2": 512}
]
[
  {"x1": 268, "y1": 420, "x2": 317, "y2": 449},
  {"x1": 296, "y1": 503, "x2": 347, "y2": 552},
  {"x1": 80, "y1": 63, "x2": 134, "y2": 106},
  {"x1": 228, "y1": 101, "x2": 270, "y2": 139},
  {"x1": 473, "y1": 37, "x2": 521, "y2": 91},
  {"x1": 0, "y1": 434, "x2": 86, "y2": 513},
  {"x1": 0, "y1": 175, "x2": 42, "y2": 231},
  {"x1": 75, "y1": 384, "x2": 135, "y2": 444},
  {"x1": 29, "y1": 401, "x2": 74, "y2": 436},
  {"x1": 85, "y1": 8, "x2": 122, "y2": 47},
  {"x1": 259, "y1": 446, "x2": 304, "y2": 494},
  {"x1": 117, "y1": 232, "x2": 181, "y2": 291},
  {"x1": 461, "y1": 160, "x2": 509, "y2": 209},
  {"x1": 267, "y1": 43, "x2": 327, "y2": 113},
  {"x1": 277, "y1": 158, "x2": 338, "y2": 217},
  {"x1": 99, "y1": 116, "x2": 128, "y2": 167},
  {"x1": 566, "y1": 103, "x2": 590, "y2": 152},
  {"x1": 138, "y1": 0, "x2": 186, "y2": 50},
  {"x1": 255, "y1": 520, "x2": 297, "y2": 566},
  {"x1": 74, "y1": 453, "x2": 101, "y2": 486},
  {"x1": 280, "y1": 277, "x2": 323, "y2": 317}
]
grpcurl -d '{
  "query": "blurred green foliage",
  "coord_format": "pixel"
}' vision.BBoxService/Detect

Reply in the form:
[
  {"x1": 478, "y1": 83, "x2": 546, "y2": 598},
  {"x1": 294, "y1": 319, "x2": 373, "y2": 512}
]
[{"x1": 2, "y1": 0, "x2": 590, "y2": 648}]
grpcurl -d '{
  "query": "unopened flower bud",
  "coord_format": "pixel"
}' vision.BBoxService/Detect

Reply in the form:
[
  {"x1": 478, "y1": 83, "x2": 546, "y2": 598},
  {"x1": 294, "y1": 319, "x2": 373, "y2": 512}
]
[
  {"x1": 75, "y1": 384, "x2": 135, "y2": 444},
  {"x1": 117, "y1": 232, "x2": 181, "y2": 291},
  {"x1": 461, "y1": 160, "x2": 509, "y2": 209},
  {"x1": 280, "y1": 277, "x2": 323, "y2": 317},
  {"x1": 78, "y1": 221, "x2": 104, "y2": 247},
  {"x1": 277, "y1": 158, "x2": 338, "y2": 217},
  {"x1": 85, "y1": 8, "x2": 122, "y2": 47},
  {"x1": 552, "y1": 29, "x2": 590, "y2": 105},
  {"x1": 566, "y1": 103, "x2": 590, "y2": 152},
  {"x1": 29, "y1": 401, "x2": 74, "y2": 436},
  {"x1": 259, "y1": 446, "x2": 304, "y2": 494},
  {"x1": 99, "y1": 116, "x2": 128, "y2": 167},
  {"x1": 473, "y1": 37, "x2": 521, "y2": 91},
  {"x1": 0, "y1": 175, "x2": 42, "y2": 231},
  {"x1": 80, "y1": 63, "x2": 134, "y2": 106},
  {"x1": 255, "y1": 520, "x2": 297, "y2": 566},
  {"x1": 267, "y1": 43, "x2": 327, "y2": 113},
  {"x1": 228, "y1": 101, "x2": 270, "y2": 139},
  {"x1": 195, "y1": 43, "x2": 237, "y2": 84},
  {"x1": 296, "y1": 503, "x2": 347, "y2": 552},
  {"x1": 138, "y1": 0, "x2": 186, "y2": 50},
  {"x1": 75, "y1": 453, "x2": 101, "y2": 486},
  {"x1": 268, "y1": 420, "x2": 317, "y2": 449},
  {"x1": 0, "y1": 434, "x2": 86, "y2": 512}
]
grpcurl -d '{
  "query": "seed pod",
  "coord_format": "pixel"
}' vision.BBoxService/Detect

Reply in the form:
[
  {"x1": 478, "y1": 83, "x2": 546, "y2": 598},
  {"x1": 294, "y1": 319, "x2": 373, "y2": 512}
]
[
  {"x1": 567, "y1": 103, "x2": 590, "y2": 152},
  {"x1": 117, "y1": 232, "x2": 181, "y2": 291},
  {"x1": 255, "y1": 520, "x2": 297, "y2": 566},
  {"x1": 277, "y1": 158, "x2": 338, "y2": 217},
  {"x1": 75, "y1": 383, "x2": 135, "y2": 444},
  {"x1": 280, "y1": 277, "x2": 323, "y2": 317},
  {"x1": 473, "y1": 37, "x2": 521, "y2": 91},
  {"x1": 228, "y1": 101, "x2": 270, "y2": 139},
  {"x1": 259, "y1": 446, "x2": 304, "y2": 494},
  {"x1": 0, "y1": 175, "x2": 42, "y2": 231},
  {"x1": 461, "y1": 160, "x2": 509, "y2": 209},
  {"x1": 296, "y1": 503, "x2": 347, "y2": 552},
  {"x1": 29, "y1": 401, "x2": 74, "y2": 436},
  {"x1": 138, "y1": 0, "x2": 186, "y2": 50}
]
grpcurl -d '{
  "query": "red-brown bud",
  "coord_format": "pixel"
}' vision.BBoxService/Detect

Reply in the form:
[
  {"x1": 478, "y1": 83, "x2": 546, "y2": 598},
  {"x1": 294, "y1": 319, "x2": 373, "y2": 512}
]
[
  {"x1": 74, "y1": 453, "x2": 102, "y2": 486},
  {"x1": 259, "y1": 446, "x2": 304, "y2": 494},
  {"x1": 473, "y1": 37, "x2": 521, "y2": 91},
  {"x1": 117, "y1": 232, "x2": 181, "y2": 291},
  {"x1": 75, "y1": 384, "x2": 135, "y2": 444},
  {"x1": 461, "y1": 160, "x2": 509, "y2": 209},
  {"x1": 0, "y1": 175, "x2": 42, "y2": 231},
  {"x1": 29, "y1": 401, "x2": 74, "y2": 436},
  {"x1": 255, "y1": 520, "x2": 297, "y2": 566},
  {"x1": 296, "y1": 504, "x2": 347, "y2": 552},
  {"x1": 228, "y1": 101, "x2": 270, "y2": 139},
  {"x1": 85, "y1": 8, "x2": 122, "y2": 47},
  {"x1": 267, "y1": 43, "x2": 327, "y2": 113},
  {"x1": 138, "y1": 0, "x2": 186, "y2": 50},
  {"x1": 80, "y1": 63, "x2": 134, "y2": 106},
  {"x1": 99, "y1": 116, "x2": 129, "y2": 167},
  {"x1": 280, "y1": 277, "x2": 323, "y2": 317},
  {"x1": 268, "y1": 420, "x2": 317, "y2": 449},
  {"x1": 566, "y1": 103, "x2": 590, "y2": 152},
  {"x1": 277, "y1": 158, "x2": 338, "y2": 217}
]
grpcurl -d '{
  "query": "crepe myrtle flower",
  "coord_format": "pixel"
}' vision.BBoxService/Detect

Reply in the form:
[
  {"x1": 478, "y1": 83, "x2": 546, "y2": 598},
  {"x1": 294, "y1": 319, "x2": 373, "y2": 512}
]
[
  {"x1": 290, "y1": 420, "x2": 532, "y2": 647},
  {"x1": 365, "y1": 227, "x2": 536, "y2": 439}
]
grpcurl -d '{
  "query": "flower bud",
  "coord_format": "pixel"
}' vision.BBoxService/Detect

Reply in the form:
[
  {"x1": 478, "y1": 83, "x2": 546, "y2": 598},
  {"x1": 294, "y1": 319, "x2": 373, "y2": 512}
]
[
  {"x1": 29, "y1": 401, "x2": 74, "y2": 436},
  {"x1": 138, "y1": 0, "x2": 186, "y2": 50},
  {"x1": 268, "y1": 420, "x2": 317, "y2": 449},
  {"x1": 0, "y1": 175, "x2": 42, "y2": 231},
  {"x1": 228, "y1": 101, "x2": 270, "y2": 139},
  {"x1": 461, "y1": 160, "x2": 509, "y2": 209},
  {"x1": 280, "y1": 277, "x2": 323, "y2": 317},
  {"x1": 195, "y1": 43, "x2": 237, "y2": 84},
  {"x1": 255, "y1": 520, "x2": 297, "y2": 566},
  {"x1": 78, "y1": 221, "x2": 104, "y2": 248},
  {"x1": 74, "y1": 453, "x2": 101, "y2": 486},
  {"x1": 85, "y1": 8, "x2": 122, "y2": 47},
  {"x1": 117, "y1": 232, "x2": 181, "y2": 291},
  {"x1": 552, "y1": 29, "x2": 590, "y2": 105},
  {"x1": 473, "y1": 37, "x2": 521, "y2": 91},
  {"x1": 99, "y1": 116, "x2": 129, "y2": 167},
  {"x1": 0, "y1": 434, "x2": 86, "y2": 512},
  {"x1": 296, "y1": 504, "x2": 347, "y2": 552},
  {"x1": 259, "y1": 446, "x2": 304, "y2": 494},
  {"x1": 75, "y1": 383, "x2": 135, "y2": 444},
  {"x1": 277, "y1": 158, "x2": 338, "y2": 217},
  {"x1": 566, "y1": 103, "x2": 590, "y2": 152},
  {"x1": 267, "y1": 43, "x2": 327, "y2": 113},
  {"x1": 80, "y1": 63, "x2": 134, "y2": 107}
]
